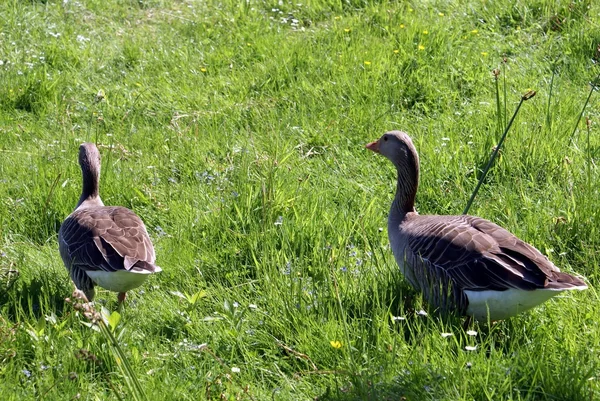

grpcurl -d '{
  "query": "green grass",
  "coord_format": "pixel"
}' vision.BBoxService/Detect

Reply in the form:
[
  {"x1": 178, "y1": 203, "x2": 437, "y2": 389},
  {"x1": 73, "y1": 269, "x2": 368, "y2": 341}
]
[{"x1": 1, "y1": 0, "x2": 599, "y2": 399}]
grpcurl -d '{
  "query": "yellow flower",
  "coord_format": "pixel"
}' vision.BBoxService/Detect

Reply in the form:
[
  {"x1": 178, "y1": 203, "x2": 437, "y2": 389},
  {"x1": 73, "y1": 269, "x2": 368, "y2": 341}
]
[
  {"x1": 470, "y1": 29, "x2": 478, "y2": 34},
  {"x1": 439, "y1": 12, "x2": 444, "y2": 16},
  {"x1": 423, "y1": 30, "x2": 429, "y2": 34},
  {"x1": 393, "y1": 49, "x2": 399, "y2": 54},
  {"x1": 200, "y1": 67, "x2": 207, "y2": 72},
  {"x1": 344, "y1": 28, "x2": 351, "y2": 32},
  {"x1": 400, "y1": 24, "x2": 405, "y2": 29},
  {"x1": 330, "y1": 340, "x2": 342, "y2": 349},
  {"x1": 364, "y1": 61, "x2": 371, "y2": 65},
  {"x1": 418, "y1": 44, "x2": 425, "y2": 51},
  {"x1": 481, "y1": 52, "x2": 488, "y2": 57}
]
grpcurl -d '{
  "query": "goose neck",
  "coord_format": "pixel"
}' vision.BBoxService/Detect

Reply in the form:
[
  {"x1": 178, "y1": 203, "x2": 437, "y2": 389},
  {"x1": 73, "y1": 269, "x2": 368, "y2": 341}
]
[
  {"x1": 392, "y1": 165, "x2": 418, "y2": 215},
  {"x1": 77, "y1": 164, "x2": 101, "y2": 208}
]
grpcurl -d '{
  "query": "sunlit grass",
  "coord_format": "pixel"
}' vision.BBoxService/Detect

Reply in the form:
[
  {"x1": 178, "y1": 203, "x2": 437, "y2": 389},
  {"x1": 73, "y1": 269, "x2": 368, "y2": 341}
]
[{"x1": 0, "y1": 0, "x2": 599, "y2": 400}]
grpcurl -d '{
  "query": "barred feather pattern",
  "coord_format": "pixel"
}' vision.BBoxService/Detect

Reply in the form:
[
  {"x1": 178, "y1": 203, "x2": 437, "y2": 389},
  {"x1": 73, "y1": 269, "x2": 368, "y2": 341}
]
[
  {"x1": 59, "y1": 206, "x2": 160, "y2": 300},
  {"x1": 391, "y1": 213, "x2": 586, "y2": 316},
  {"x1": 370, "y1": 131, "x2": 587, "y2": 319}
]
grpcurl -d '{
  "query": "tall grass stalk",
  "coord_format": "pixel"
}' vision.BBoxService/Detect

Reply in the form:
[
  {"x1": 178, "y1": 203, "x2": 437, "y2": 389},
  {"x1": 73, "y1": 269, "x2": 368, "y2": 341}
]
[
  {"x1": 568, "y1": 71, "x2": 600, "y2": 146},
  {"x1": 68, "y1": 292, "x2": 147, "y2": 401},
  {"x1": 503, "y1": 58, "x2": 508, "y2": 128},
  {"x1": 586, "y1": 117, "x2": 592, "y2": 194},
  {"x1": 493, "y1": 68, "x2": 503, "y2": 137},
  {"x1": 98, "y1": 318, "x2": 147, "y2": 401},
  {"x1": 463, "y1": 91, "x2": 536, "y2": 215},
  {"x1": 546, "y1": 67, "x2": 556, "y2": 129}
]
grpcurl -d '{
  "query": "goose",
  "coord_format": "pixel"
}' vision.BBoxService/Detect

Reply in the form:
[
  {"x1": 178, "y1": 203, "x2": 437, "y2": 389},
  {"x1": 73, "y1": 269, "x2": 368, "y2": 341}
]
[
  {"x1": 58, "y1": 143, "x2": 161, "y2": 304},
  {"x1": 366, "y1": 131, "x2": 587, "y2": 320}
]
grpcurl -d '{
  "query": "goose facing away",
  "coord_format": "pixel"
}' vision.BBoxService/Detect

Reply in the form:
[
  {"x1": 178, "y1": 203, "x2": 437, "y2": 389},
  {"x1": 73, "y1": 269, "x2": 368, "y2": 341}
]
[
  {"x1": 366, "y1": 131, "x2": 587, "y2": 320},
  {"x1": 58, "y1": 143, "x2": 161, "y2": 303}
]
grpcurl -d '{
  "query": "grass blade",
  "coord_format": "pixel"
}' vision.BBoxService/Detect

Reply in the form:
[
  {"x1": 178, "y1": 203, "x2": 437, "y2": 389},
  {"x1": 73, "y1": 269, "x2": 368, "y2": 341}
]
[{"x1": 463, "y1": 91, "x2": 536, "y2": 215}]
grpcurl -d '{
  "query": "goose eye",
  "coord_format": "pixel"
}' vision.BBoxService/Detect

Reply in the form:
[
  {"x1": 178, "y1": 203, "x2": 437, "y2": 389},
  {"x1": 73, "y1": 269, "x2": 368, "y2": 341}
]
[{"x1": 383, "y1": 135, "x2": 388, "y2": 142}]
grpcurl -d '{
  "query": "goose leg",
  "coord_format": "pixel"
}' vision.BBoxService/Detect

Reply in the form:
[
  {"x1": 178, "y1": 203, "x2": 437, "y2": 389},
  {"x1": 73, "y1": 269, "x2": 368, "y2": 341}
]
[
  {"x1": 117, "y1": 292, "x2": 127, "y2": 304},
  {"x1": 462, "y1": 315, "x2": 473, "y2": 331}
]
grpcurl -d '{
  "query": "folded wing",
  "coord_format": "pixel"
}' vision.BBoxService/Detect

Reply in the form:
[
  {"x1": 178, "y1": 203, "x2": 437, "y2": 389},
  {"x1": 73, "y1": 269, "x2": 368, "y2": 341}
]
[
  {"x1": 59, "y1": 206, "x2": 159, "y2": 274},
  {"x1": 403, "y1": 215, "x2": 585, "y2": 292}
]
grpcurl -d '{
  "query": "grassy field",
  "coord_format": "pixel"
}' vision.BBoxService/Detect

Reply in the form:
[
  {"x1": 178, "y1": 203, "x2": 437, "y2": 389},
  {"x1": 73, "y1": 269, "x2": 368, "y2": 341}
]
[{"x1": 1, "y1": 0, "x2": 599, "y2": 399}]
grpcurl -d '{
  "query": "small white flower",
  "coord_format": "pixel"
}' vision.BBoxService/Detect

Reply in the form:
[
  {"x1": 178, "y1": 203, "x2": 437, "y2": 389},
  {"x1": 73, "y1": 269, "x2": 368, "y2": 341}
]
[
  {"x1": 248, "y1": 304, "x2": 257, "y2": 310},
  {"x1": 274, "y1": 216, "x2": 283, "y2": 225},
  {"x1": 231, "y1": 367, "x2": 240, "y2": 373},
  {"x1": 416, "y1": 310, "x2": 428, "y2": 316},
  {"x1": 392, "y1": 316, "x2": 406, "y2": 321},
  {"x1": 465, "y1": 345, "x2": 477, "y2": 351},
  {"x1": 441, "y1": 332, "x2": 453, "y2": 338},
  {"x1": 466, "y1": 330, "x2": 477, "y2": 336}
]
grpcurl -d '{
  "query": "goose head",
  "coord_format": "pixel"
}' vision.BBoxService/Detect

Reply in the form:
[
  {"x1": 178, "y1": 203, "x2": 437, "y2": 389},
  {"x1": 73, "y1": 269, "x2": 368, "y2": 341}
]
[
  {"x1": 366, "y1": 131, "x2": 420, "y2": 213},
  {"x1": 366, "y1": 131, "x2": 419, "y2": 170},
  {"x1": 79, "y1": 142, "x2": 101, "y2": 170}
]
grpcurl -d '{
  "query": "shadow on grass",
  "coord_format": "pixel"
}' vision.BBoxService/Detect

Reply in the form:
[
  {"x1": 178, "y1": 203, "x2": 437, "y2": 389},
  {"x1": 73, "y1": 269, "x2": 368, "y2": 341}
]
[
  {"x1": 314, "y1": 378, "x2": 418, "y2": 401},
  {"x1": 0, "y1": 267, "x2": 69, "y2": 320},
  {"x1": 315, "y1": 353, "x2": 595, "y2": 401},
  {"x1": 316, "y1": 376, "x2": 594, "y2": 401}
]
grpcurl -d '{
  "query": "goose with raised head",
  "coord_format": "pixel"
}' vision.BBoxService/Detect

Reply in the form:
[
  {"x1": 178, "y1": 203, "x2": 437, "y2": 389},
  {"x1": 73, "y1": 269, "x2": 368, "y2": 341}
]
[
  {"x1": 58, "y1": 143, "x2": 161, "y2": 304},
  {"x1": 366, "y1": 131, "x2": 587, "y2": 320}
]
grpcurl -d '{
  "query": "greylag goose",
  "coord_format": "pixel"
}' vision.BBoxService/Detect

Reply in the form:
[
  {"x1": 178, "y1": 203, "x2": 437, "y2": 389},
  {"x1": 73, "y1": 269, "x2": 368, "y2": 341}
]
[
  {"x1": 367, "y1": 131, "x2": 587, "y2": 320},
  {"x1": 58, "y1": 143, "x2": 161, "y2": 304}
]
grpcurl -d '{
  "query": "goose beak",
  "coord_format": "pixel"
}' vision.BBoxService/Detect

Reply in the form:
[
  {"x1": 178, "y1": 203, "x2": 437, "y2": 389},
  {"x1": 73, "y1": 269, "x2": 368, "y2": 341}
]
[{"x1": 366, "y1": 141, "x2": 379, "y2": 153}]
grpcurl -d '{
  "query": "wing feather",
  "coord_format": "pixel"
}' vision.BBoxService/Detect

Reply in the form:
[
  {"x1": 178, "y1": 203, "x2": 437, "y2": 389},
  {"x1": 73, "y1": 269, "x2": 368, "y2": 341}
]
[
  {"x1": 58, "y1": 206, "x2": 159, "y2": 274},
  {"x1": 402, "y1": 215, "x2": 569, "y2": 292}
]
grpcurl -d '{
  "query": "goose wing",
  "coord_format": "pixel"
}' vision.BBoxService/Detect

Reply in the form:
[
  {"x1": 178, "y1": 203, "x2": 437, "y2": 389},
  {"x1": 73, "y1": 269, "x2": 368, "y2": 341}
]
[
  {"x1": 402, "y1": 214, "x2": 584, "y2": 291},
  {"x1": 59, "y1": 206, "x2": 159, "y2": 274}
]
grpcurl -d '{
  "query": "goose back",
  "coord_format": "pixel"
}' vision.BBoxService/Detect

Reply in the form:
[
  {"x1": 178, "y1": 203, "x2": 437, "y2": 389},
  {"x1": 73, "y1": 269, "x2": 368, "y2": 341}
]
[{"x1": 59, "y1": 206, "x2": 160, "y2": 299}]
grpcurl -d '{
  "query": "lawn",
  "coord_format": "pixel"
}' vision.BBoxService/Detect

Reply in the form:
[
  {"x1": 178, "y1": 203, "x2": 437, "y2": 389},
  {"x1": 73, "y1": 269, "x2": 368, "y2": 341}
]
[{"x1": 0, "y1": 0, "x2": 599, "y2": 399}]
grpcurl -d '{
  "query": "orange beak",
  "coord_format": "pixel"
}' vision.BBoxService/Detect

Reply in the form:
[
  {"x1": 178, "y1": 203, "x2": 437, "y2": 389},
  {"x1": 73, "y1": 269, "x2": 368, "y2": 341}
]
[{"x1": 366, "y1": 141, "x2": 379, "y2": 153}]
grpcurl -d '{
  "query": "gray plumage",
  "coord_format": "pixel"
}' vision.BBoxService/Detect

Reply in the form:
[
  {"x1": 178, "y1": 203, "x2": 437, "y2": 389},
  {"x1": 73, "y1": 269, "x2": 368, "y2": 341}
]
[
  {"x1": 58, "y1": 143, "x2": 161, "y2": 302},
  {"x1": 367, "y1": 131, "x2": 587, "y2": 320}
]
